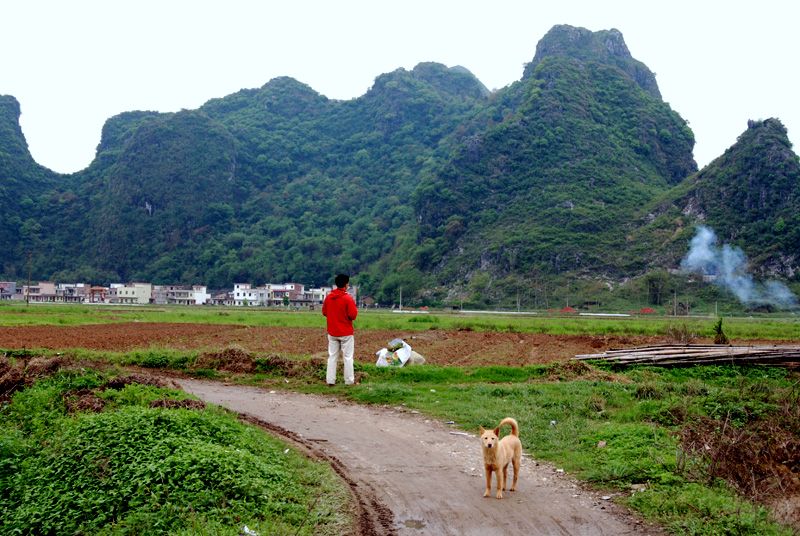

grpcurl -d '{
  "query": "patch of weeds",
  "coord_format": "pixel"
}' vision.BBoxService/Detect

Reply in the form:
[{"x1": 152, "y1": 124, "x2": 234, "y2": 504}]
[
  {"x1": 583, "y1": 393, "x2": 607, "y2": 416},
  {"x1": 635, "y1": 382, "x2": 666, "y2": 400},
  {"x1": 664, "y1": 323, "x2": 697, "y2": 344},
  {"x1": 350, "y1": 384, "x2": 414, "y2": 405},
  {"x1": 626, "y1": 482, "x2": 789, "y2": 535},
  {"x1": 2, "y1": 349, "x2": 37, "y2": 359},
  {"x1": 579, "y1": 422, "x2": 678, "y2": 485},
  {"x1": 1, "y1": 369, "x2": 352, "y2": 535},
  {"x1": 679, "y1": 379, "x2": 709, "y2": 397},
  {"x1": 135, "y1": 352, "x2": 171, "y2": 369},
  {"x1": 712, "y1": 317, "x2": 729, "y2": 345},
  {"x1": 407, "y1": 315, "x2": 439, "y2": 323},
  {"x1": 188, "y1": 368, "x2": 218, "y2": 379},
  {"x1": 545, "y1": 360, "x2": 593, "y2": 381}
]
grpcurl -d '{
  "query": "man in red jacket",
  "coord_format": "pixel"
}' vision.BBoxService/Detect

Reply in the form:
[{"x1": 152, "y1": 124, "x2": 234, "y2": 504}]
[{"x1": 322, "y1": 274, "x2": 358, "y2": 385}]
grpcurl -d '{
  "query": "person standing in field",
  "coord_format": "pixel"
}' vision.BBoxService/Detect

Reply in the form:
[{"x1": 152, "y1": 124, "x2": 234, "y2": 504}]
[{"x1": 322, "y1": 274, "x2": 358, "y2": 386}]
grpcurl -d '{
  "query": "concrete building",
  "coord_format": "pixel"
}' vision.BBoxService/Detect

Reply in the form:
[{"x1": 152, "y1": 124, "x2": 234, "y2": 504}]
[
  {"x1": 305, "y1": 286, "x2": 332, "y2": 307},
  {"x1": 152, "y1": 285, "x2": 210, "y2": 305},
  {"x1": 109, "y1": 283, "x2": 153, "y2": 305},
  {"x1": 57, "y1": 283, "x2": 89, "y2": 303},
  {"x1": 0, "y1": 281, "x2": 16, "y2": 300},
  {"x1": 21, "y1": 281, "x2": 58, "y2": 303},
  {"x1": 233, "y1": 283, "x2": 271, "y2": 306},
  {"x1": 210, "y1": 291, "x2": 234, "y2": 306},
  {"x1": 268, "y1": 283, "x2": 304, "y2": 306}
]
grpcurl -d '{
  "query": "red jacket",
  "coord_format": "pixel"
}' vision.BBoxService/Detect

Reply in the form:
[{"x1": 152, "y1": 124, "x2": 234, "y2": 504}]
[{"x1": 322, "y1": 288, "x2": 358, "y2": 336}]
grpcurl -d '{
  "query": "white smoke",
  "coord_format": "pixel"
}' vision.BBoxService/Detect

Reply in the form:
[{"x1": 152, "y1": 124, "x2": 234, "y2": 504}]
[{"x1": 680, "y1": 226, "x2": 798, "y2": 309}]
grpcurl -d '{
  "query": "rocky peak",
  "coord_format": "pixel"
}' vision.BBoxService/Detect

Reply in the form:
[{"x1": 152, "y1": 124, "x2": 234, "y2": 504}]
[{"x1": 523, "y1": 24, "x2": 661, "y2": 99}]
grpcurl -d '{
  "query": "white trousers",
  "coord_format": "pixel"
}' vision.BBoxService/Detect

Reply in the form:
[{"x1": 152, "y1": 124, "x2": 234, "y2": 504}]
[{"x1": 327, "y1": 334, "x2": 355, "y2": 385}]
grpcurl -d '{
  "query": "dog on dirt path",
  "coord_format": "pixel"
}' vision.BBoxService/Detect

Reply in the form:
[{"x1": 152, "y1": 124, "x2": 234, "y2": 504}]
[{"x1": 479, "y1": 417, "x2": 521, "y2": 499}]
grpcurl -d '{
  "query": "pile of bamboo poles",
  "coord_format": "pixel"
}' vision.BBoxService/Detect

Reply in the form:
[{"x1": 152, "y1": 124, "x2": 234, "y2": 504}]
[{"x1": 574, "y1": 344, "x2": 800, "y2": 367}]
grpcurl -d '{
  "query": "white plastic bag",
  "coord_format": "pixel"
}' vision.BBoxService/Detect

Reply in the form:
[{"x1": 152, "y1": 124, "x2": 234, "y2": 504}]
[
  {"x1": 375, "y1": 348, "x2": 391, "y2": 367},
  {"x1": 375, "y1": 338, "x2": 414, "y2": 367}
]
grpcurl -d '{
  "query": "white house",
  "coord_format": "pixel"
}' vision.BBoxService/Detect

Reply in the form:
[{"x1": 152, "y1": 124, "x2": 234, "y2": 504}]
[{"x1": 233, "y1": 283, "x2": 271, "y2": 306}]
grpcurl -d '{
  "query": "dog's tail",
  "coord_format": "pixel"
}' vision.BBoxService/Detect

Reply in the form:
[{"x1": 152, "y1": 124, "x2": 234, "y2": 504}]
[{"x1": 498, "y1": 417, "x2": 519, "y2": 436}]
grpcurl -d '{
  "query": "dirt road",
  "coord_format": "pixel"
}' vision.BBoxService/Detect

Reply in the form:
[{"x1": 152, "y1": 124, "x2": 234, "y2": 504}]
[{"x1": 177, "y1": 379, "x2": 662, "y2": 536}]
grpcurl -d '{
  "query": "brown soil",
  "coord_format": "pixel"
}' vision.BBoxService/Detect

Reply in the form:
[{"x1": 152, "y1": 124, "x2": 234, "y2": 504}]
[
  {"x1": 149, "y1": 398, "x2": 206, "y2": 410},
  {"x1": 0, "y1": 322, "x2": 672, "y2": 365},
  {"x1": 63, "y1": 388, "x2": 106, "y2": 413}
]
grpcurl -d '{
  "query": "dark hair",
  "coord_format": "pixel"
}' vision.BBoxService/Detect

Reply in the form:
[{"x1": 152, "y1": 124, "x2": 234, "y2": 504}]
[{"x1": 335, "y1": 274, "x2": 350, "y2": 288}]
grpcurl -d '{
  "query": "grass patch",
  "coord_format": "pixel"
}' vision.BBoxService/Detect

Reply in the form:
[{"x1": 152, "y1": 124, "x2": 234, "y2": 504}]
[
  {"x1": 0, "y1": 369, "x2": 353, "y2": 535},
  {"x1": 2, "y1": 303, "x2": 800, "y2": 340},
  {"x1": 294, "y1": 361, "x2": 798, "y2": 534}
]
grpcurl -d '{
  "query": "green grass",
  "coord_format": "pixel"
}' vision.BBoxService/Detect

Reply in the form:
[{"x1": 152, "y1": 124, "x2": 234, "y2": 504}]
[
  {"x1": 0, "y1": 369, "x2": 353, "y2": 535},
  {"x1": 292, "y1": 362, "x2": 797, "y2": 535},
  {"x1": 2, "y1": 302, "x2": 800, "y2": 340}
]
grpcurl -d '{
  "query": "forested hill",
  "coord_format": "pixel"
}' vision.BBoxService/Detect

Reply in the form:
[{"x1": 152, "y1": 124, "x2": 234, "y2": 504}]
[
  {"x1": 3, "y1": 63, "x2": 490, "y2": 291},
  {"x1": 404, "y1": 25, "x2": 696, "y2": 303},
  {"x1": 631, "y1": 118, "x2": 800, "y2": 279},
  {"x1": 0, "y1": 96, "x2": 59, "y2": 272},
  {"x1": 0, "y1": 25, "x2": 795, "y2": 305}
]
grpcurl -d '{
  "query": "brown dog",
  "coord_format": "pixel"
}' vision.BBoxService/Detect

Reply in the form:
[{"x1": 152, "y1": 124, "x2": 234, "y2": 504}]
[{"x1": 479, "y1": 417, "x2": 521, "y2": 499}]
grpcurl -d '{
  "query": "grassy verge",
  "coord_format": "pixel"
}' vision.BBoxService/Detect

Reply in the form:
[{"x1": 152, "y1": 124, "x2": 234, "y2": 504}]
[
  {"x1": 279, "y1": 361, "x2": 798, "y2": 535},
  {"x1": 0, "y1": 366, "x2": 353, "y2": 535},
  {"x1": 2, "y1": 302, "x2": 800, "y2": 340}
]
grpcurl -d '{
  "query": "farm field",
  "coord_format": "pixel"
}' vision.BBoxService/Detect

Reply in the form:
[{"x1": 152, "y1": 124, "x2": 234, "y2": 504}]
[
  {"x1": 1, "y1": 303, "x2": 799, "y2": 534},
  {"x1": 1, "y1": 304, "x2": 800, "y2": 366}
]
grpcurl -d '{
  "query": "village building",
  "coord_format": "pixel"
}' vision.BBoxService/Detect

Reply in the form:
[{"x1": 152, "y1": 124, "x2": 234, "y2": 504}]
[
  {"x1": 305, "y1": 286, "x2": 333, "y2": 307},
  {"x1": 153, "y1": 285, "x2": 210, "y2": 305},
  {"x1": 57, "y1": 283, "x2": 89, "y2": 303},
  {"x1": 20, "y1": 281, "x2": 58, "y2": 303},
  {"x1": 210, "y1": 290, "x2": 234, "y2": 306},
  {"x1": 268, "y1": 283, "x2": 304, "y2": 306},
  {"x1": 108, "y1": 283, "x2": 153, "y2": 305},
  {"x1": 1, "y1": 279, "x2": 345, "y2": 307},
  {"x1": 88, "y1": 286, "x2": 109, "y2": 303},
  {"x1": 233, "y1": 283, "x2": 270, "y2": 306},
  {"x1": 0, "y1": 281, "x2": 16, "y2": 300}
]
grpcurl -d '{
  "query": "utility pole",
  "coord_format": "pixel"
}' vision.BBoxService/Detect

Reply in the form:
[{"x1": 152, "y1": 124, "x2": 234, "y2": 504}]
[
  {"x1": 399, "y1": 287, "x2": 403, "y2": 311},
  {"x1": 26, "y1": 251, "x2": 32, "y2": 307},
  {"x1": 673, "y1": 289, "x2": 677, "y2": 316}
]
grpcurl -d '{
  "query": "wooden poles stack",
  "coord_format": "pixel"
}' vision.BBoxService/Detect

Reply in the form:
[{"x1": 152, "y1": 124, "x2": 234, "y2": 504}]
[{"x1": 574, "y1": 344, "x2": 800, "y2": 367}]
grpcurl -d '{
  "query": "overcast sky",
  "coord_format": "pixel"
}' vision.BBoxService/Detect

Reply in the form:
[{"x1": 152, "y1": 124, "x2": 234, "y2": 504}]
[{"x1": 3, "y1": 0, "x2": 798, "y2": 174}]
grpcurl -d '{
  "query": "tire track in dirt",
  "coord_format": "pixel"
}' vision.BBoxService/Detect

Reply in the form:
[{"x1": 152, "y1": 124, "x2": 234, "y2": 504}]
[
  {"x1": 177, "y1": 379, "x2": 664, "y2": 536},
  {"x1": 237, "y1": 413, "x2": 396, "y2": 536}
]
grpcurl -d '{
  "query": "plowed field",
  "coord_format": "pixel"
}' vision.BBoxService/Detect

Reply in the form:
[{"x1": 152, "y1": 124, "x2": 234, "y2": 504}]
[{"x1": 0, "y1": 322, "x2": 670, "y2": 365}]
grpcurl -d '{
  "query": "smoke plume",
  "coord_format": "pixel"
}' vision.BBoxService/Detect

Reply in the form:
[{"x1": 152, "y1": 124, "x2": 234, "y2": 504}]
[{"x1": 680, "y1": 226, "x2": 797, "y2": 309}]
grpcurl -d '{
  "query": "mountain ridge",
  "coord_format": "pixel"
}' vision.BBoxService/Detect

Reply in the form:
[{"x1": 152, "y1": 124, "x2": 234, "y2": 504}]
[{"x1": 0, "y1": 25, "x2": 796, "y2": 308}]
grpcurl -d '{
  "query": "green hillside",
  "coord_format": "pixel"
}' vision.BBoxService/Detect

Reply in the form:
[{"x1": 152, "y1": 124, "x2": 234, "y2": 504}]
[
  {"x1": 0, "y1": 25, "x2": 796, "y2": 307},
  {"x1": 405, "y1": 25, "x2": 696, "y2": 303},
  {"x1": 0, "y1": 96, "x2": 59, "y2": 276},
  {"x1": 632, "y1": 118, "x2": 800, "y2": 278}
]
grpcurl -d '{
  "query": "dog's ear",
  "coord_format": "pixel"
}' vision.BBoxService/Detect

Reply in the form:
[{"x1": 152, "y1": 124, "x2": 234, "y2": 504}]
[
  {"x1": 493, "y1": 427, "x2": 500, "y2": 436},
  {"x1": 479, "y1": 426, "x2": 485, "y2": 434}
]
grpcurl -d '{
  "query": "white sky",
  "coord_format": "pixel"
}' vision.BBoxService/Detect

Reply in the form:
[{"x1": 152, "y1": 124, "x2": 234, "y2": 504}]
[{"x1": 2, "y1": 0, "x2": 798, "y2": 174}]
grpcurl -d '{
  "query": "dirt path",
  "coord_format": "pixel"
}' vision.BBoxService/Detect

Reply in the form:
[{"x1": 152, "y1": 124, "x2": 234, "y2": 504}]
[{"x1": 177, "y1": 379, "x2": 662, "y2": 536}]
